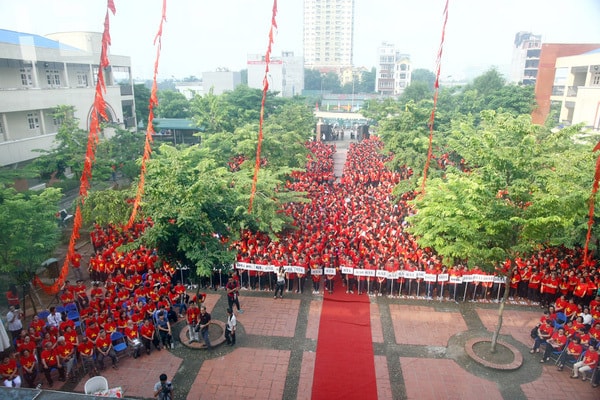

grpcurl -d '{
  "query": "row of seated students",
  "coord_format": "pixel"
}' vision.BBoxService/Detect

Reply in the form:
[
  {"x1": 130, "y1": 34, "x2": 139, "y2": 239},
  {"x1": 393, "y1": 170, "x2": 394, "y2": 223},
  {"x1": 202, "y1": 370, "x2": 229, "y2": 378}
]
[
  {"x1": 1, "y1": 272, "x2": 202, "y2": 389},
  {"x1": 530, "y1": 298, "x2": 600, "y2": 388}
]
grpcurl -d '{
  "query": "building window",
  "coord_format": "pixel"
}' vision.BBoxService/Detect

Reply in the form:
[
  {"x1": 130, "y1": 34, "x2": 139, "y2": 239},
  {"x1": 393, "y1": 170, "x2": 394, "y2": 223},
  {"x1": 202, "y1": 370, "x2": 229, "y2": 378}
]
[
  {"x1": 77, "y1": 72, "x2": 88, "y2": 87},
  {"x1": 46, "y1": 69, "x2": 61, "y2": 86},
  {"x1": 27, "y1": 113, "x2": 39, "y2": 130},
  {"x1": 20, "y1": 68, "x2": 33, "y2": 86},
  {"x1": 53, "y1": 116, "x2": 64, "y2": 126},
  {"x1": 592, "y1": 72, "x2": 600, "y2": 86},
  {"x1": 0, "y1": 119, "x2": 4, "y2": 135}
]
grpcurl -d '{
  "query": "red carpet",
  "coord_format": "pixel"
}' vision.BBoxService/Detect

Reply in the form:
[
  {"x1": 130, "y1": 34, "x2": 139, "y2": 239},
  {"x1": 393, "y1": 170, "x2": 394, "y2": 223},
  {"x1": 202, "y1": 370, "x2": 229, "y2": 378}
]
[{"x1": 312, "y1": 286, "x2": 377, "y2": 399}]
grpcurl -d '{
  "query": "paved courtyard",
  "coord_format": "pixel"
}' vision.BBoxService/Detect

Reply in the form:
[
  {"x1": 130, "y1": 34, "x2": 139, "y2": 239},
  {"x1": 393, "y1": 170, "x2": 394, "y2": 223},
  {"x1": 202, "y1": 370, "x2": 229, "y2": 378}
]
[{"x1": 59, "y1": 289, "x2": 600, "y2": 400}]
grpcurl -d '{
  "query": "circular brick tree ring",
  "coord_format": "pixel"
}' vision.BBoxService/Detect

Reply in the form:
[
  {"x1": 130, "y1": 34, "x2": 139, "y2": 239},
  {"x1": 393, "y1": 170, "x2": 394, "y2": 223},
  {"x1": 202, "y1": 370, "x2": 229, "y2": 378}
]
[
  {"x1": 464, "y1": 338, "x2": 523, "y2": 371},
  {"x1": 179, "y1": 320, "x2": 226, "y2": 349}
]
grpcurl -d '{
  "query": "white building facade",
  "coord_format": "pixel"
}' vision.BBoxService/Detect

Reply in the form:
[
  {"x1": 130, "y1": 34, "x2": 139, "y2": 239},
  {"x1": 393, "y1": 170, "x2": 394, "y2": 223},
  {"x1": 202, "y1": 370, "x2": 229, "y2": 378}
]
[
  {"x1": 247, "y1": 52, "x2": 304, "y2": 97},
  {"x1": 375, "y1": 42, "x2": 411, "y2": 96},
  {"x1": 0, "y1": 29, "x2": 134, "y2": 167},
  {"x1": 510, "y1": 31, "x2": 542, "y2": 85},
  {"x1": 202, "y1": 70, "x2": 242, "y2": 95},
  {"x1": 550, "y1": 48, "x2": 600, "y2": 129},
  {"x1": 303, "y1": 0, "x2": 354, "y2": 72}
]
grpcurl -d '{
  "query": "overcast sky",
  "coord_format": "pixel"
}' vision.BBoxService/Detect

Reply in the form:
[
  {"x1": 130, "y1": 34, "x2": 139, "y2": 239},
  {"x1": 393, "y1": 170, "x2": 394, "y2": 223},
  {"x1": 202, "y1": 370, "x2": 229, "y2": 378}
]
[{"x1": 1, "y1": 0, "x2": 600, "y2": 80}]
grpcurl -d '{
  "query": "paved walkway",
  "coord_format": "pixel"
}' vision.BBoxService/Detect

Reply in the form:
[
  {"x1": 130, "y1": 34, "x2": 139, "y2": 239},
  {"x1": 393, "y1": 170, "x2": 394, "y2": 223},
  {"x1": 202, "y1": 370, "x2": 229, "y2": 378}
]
[{"x1": 52, "y1": 289, "x2": 598, "y2": 400}]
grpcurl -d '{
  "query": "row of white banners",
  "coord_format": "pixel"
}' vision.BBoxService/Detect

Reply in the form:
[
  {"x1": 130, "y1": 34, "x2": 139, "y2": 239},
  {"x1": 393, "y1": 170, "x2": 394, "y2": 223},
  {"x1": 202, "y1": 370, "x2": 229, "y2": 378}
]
[{"x1": 235, "y1": 262, "x2": 507, "y2": 284}]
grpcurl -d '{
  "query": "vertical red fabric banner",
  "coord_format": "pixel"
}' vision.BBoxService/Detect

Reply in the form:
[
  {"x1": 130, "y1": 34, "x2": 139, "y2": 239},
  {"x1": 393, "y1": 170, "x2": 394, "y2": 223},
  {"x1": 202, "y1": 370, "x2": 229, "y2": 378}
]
[
  {"x1": 420, "y1": 0, "x2": 449, "y2": 195},
  {"x1": 248, "y1": 0, "x2": 278, "y2": 213},
  {"x1": 34, "y1": 0, "x2": 117, "y2": 294},
  {"x1": 126, "y1": 0, "x2": 167, "y2": 229},
  {"x1": 583, "y1": 141, "x2": 600, "y2": 266}
]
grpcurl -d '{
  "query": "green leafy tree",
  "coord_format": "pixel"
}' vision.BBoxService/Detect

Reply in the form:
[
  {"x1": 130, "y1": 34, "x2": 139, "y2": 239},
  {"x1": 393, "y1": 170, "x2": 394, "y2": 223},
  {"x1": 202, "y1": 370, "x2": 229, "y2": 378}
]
[
  {"x1": 0, "y1": 187, "x2": 62, "y2": 285},
  {"x1": 189, "y1": 88, "x2": 234, "y2": 134},
  {"x1": 411, "y1": 68, "x2": 436, "y2": 90},
  {"x1": 134, "y1": 84, "x2": 151, "y2": 128},
  {"x1": 80, "y1": 188, "x2": 135, "y2": 228},
  {"x1": 399, "y1": 81, "x2": 433, "y2": 105},
  {"x1": 356, "y1": 68, "x2": 376, "y2": 94},
  {"x1": 135, "y1": 144, "x2": 307, "y2": 277},
  {"x1": 407, "y1": 111, "x2": 593, "y2": 351},
  {"x1": 156, "y1": 90, "x2": 191, "y2": 119}
]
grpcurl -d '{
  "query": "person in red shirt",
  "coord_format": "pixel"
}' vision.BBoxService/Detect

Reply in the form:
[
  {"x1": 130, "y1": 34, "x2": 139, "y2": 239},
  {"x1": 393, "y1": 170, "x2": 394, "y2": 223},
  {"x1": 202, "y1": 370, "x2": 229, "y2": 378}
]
[
  {"x1": 540, "y1": 327, "x2": 568, "y2": 362},
  {"x1": 40, "y1": 341, "x2": 65, "y2": 387},
  {"x1": 140, "y1": 319, "x2": 159, "y2": 355},
  {"x1": 95, "y1": 329, "x2": 119, "y2": 370},
  {"x1": 77, "y1": 336, "x2": 98, "y2": 377},
  {"x1": 186, "y1": 302, "x2": 200, "y2": 344},
  {"x1": 69, "y1": 250, "x2": 83, "y2": 281},
  {"x1": 556, "y1": 336, "x2": 583, "y2": 371},
  {"x1": 17, "y1": 335, "x2": 36, "y2": 356},
  {"x1": 0, "y1": 354, "x2": 21, "y2": 388},
  {"x1": 55, "y1": 336, "x2": 76, "y2": 381},
  {"x1": 531, "y1": 319, "x2": 554, "y2": 353},
  {"x1": 84, "y1": 320, "x2": 100, "y2": 345},
  {"x1": 124, "y1": 320, "x2": 142, "y2": 359},
  {"x1": 572, "y1": 344, "x2": 599, "y2": 380},
  {"x1": 29, "y1": 315, "x2": 46, "y2": 336},
  {"x1": 20, "y1": 349, "x2": 38, "y2": 388}
]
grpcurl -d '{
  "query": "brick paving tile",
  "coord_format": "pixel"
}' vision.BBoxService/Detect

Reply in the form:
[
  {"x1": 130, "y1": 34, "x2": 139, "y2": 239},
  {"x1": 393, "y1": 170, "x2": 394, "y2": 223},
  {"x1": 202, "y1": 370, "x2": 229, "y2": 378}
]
[
  {"x1": 400, "y1": 357, "x2": 503, "y2": 400},
  {"x1": 521, "y1": 364, "x2": 599, "y2": 400},
  {"x1": 476, "y1": 308, "x2": 540, "y2": 346},
  {"x1": 390, "y1": 305, "x2": 467, "y2": 346},
  {"x1": 297, "y1": 351, "x2": 316, "y2": 400},
  {"x1": 235, "y1": 297, "x2": 300, "y2": 337},
  {"x1": 374, "y1": 354, "x2": 393, "y2": 400},
  {"x1": 188, "y1": 348, "x2": 291, "y2": 400},
  {"x1": 371, "y1": 303, "x2": 384, "y2": 343},
  {"x1": 306, "y1": 300, "x2": 322, "y2": 340},
  {"x1": 73, "y1": 344, "x2": 182, "y2": 398}
]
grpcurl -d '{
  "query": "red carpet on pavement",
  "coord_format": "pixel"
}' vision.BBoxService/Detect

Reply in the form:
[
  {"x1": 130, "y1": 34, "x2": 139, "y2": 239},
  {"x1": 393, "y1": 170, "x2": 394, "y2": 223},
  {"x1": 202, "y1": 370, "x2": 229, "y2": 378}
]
[{"x1": 312, "y1": 286, "x2": 377, "y2": 399}]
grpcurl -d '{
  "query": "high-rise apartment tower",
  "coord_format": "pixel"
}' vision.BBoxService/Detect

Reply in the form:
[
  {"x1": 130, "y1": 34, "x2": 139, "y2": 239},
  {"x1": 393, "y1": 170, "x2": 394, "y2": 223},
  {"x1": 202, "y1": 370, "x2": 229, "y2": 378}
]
[{"x1": 303, "y1": 0, "x2": 354, "y2": 72}]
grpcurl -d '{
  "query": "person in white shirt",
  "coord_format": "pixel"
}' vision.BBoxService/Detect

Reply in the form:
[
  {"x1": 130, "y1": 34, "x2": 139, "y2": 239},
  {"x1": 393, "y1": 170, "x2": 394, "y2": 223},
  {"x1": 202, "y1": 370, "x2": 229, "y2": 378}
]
[
  {"x1": 225, "y1": 308, "x2": 237, "y2": 346},
  {"x1": 6, "y1": 306, "x2": 22, "y2": 342}
]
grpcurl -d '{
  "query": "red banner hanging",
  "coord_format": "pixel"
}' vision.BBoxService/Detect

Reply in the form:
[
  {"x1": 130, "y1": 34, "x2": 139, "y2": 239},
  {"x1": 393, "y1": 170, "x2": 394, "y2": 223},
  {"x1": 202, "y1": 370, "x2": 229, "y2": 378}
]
[
  {"x1": 34, "y1": 0, "x2": 117, "y2": 294},
  {"x1": 249, "y1": 0, "x2": 278, "y2": 213},
  {"x1": 420, "y1": 0, "x2": 449, "y2": 195},
  {"x1": 127, "y1": 0, "x2": 167, "y2": 229}
]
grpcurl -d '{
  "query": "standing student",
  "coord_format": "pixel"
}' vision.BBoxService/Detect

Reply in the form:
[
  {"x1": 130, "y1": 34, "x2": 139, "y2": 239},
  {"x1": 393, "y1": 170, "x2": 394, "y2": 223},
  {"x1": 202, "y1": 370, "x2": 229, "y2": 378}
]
[{"x1": 225, "y1": 308, "x2": 237, "y2": 346}]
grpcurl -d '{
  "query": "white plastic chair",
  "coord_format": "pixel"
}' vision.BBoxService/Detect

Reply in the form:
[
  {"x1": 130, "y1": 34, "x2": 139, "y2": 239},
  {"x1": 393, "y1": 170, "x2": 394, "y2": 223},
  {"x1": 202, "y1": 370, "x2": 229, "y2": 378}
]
[{"x1": 84, "y1": 375, "x2": 109, "y2": 395}]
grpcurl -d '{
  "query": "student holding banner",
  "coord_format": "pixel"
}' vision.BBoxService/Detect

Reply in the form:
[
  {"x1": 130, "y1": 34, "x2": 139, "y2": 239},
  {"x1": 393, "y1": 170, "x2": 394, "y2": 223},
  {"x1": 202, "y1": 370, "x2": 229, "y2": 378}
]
[
  {"x1": 325, "y1": 266, "x2": 336, "y2": 294},
  {"x1": 311, "y1": 264, "x2": 322, "y2": 294}
]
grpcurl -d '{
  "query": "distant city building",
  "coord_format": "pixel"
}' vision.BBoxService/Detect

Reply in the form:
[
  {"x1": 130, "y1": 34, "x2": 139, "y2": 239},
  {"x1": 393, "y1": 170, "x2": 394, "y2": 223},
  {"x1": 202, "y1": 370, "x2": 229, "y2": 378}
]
[
  {"x1": 202, "y1": 69, "x2": 241, "y2": 95},
  {"x1": 510, "y1": 31, "x2": 542, "y2": 85},
  {"x1": 532, "y1": 43, "x2": 600, "y2": 125},
  {"x1": 0, "y1": 29, "x2": 134, "y2": 168},
  {"x1": 175, "y1": 81, "x2": 203, "y2": 100},
  {"x1": 246, "y1": 52, "x2": 304, "y2": 97},
  {"x1": 550, "y1": 48, "x2": 600, "y2": 129},
  {"x1": 375, "y1": 42, "x2": 411, "y2": 96},
  {"x1": 303, "y1": 0, "x2": 354, "y2": 72}
]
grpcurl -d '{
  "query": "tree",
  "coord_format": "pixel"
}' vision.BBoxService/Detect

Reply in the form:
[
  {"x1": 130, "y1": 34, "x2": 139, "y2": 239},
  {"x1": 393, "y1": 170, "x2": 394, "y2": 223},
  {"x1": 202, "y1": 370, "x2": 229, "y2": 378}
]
[
  {"x1": 407, "y1": 111, "x2": 594, "y2": 351},
  {"x1": 156, "y1": 90, "x2": 191, "y2": 119},
  {"x1": 80, "y1": 188, "x2": 135, "y2": 228},
  {"x1": 411, "y1": 68, "x2": 436, "y2": 90},
  {"x1": 356, "y1": 68, "x2": 376, "y2": 94},
  {"x1": 134, "y1": 84, "x2": 151, "y2": 128},
  {"x1": 189, "y1": 88, "x2": 234, "y2": 134},
  {"x1": 135, "y1": 143, "x2": 308, "y2": 278},
  {"x1": 0, "y1": 187, "x2": 62, "y2": 285},
  {"x1": 399, "y1": 81, "x2": 433, "y2": 105}
]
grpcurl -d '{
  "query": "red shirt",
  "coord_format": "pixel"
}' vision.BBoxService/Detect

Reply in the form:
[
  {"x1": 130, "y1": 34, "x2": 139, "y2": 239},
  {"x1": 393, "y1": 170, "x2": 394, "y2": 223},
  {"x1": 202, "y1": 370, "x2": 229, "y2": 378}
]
[
  {"x1": 96, "y1": 335, "x2": 112, "y2": 352},
  {"x1": 140, "y1": 323, "x2": 155, "y2": 340},
  {"x1": 187, "y1": 307, "x2": 200, "y2": 325},
  {"x1": 56, "y1": 342, "x2": 75, "y2": 360},
  {"x1": 78, "y1": 341, "x2": 95, "y2": 357},
  {"x1": 41, "y1": 348, "x2": 59, "y2": 368},
  {"x1": 0, "y1": 358, "x2": 18, "y2": 379}
]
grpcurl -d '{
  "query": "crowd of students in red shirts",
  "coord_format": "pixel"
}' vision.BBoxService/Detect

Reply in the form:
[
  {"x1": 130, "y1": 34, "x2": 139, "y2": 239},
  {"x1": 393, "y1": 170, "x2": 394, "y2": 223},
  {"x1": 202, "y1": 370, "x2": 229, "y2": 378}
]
[{"x1": 232, "y1": 138, "x2": 600, "y2": 307}]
